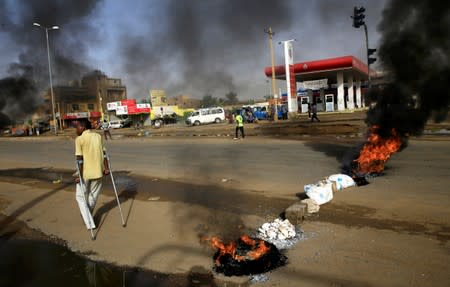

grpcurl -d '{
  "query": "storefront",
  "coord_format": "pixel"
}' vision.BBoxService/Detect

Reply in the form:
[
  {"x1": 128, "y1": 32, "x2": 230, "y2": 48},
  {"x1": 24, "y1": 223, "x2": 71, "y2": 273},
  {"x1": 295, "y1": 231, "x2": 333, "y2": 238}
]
[
  {"x1": 63, "y1": 111, "x2": 102, "y2": 128},
  {"x1": 265, "y1": 55, "x2": 373, "y2": 113}
]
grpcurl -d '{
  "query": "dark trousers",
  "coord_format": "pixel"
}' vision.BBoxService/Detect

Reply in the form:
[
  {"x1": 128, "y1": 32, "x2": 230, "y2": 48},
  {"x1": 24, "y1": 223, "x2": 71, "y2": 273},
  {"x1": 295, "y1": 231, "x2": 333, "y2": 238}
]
[
  {"x1": 104, "y1": 130, "x2": 112, "y2": 140},
  {"x1": 235, "y1": 126, "x2": 245, "y2": 138},
  {"x1": 311, "y1": 113, "x2": 320, "y2": 122}
]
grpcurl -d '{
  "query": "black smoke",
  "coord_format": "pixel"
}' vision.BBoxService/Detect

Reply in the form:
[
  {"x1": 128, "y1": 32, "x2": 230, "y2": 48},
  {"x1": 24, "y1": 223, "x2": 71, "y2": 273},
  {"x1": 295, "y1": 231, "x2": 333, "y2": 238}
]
[
  {"x1": 0, "y1": 77, "x2": 37, "y2": 128},
  {"x1": 120, "y1": 0, "x2": 296, "y2": 98},
  {"x1": 366, "y1": 0, "x2": 450, "y2": 139},
  {"x1": 0, "y1": 0, "x2": 102, "y2": 124}
]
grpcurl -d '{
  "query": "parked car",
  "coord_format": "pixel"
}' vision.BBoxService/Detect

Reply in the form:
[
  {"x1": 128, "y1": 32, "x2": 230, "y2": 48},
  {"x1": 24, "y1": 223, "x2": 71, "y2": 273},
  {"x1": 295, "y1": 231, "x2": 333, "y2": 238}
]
[
  {"x1": 108, "y1": 120, "x2": 124, "y2": 129},
  {"x1": 121, "y1": 118, "x2": 133, "y2": 128},
  {"x1": 186, "y1": 107, "x2": 225, "y2": 126}
]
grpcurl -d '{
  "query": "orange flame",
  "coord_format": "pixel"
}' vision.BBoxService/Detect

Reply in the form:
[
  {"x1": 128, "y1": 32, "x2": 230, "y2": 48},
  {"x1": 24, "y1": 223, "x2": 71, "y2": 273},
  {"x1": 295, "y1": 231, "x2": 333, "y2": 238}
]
[
  {"x1": 203, "y1": 235, "x2": 271, "y2": 266},
  {"x1": 354, "y1": 126, "x2": 402, "y2": 175}
]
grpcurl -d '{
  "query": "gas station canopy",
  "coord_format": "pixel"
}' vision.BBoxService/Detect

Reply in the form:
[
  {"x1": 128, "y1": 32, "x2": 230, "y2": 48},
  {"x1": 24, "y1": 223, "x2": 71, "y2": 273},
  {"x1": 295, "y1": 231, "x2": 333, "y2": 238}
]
[{"x1": 264, "y1": 55, "x2": 370, "y2": 84}]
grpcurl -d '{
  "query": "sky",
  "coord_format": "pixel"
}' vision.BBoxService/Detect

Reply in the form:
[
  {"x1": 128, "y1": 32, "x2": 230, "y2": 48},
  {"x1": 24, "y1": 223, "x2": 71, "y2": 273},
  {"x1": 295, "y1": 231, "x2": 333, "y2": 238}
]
[{"x1": 0, "y1": 0, "x2": 388, "y2": 102}]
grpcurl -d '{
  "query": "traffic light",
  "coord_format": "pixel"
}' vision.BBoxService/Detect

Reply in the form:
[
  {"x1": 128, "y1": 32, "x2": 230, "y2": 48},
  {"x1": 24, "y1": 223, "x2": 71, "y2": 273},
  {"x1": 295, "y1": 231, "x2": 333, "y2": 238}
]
[
  {"x1": 368, "y1": 48, "x2": 377, "y2": 65},
  {"x1": 352, "y1": 6, "x2": 365, "y2": 28}
]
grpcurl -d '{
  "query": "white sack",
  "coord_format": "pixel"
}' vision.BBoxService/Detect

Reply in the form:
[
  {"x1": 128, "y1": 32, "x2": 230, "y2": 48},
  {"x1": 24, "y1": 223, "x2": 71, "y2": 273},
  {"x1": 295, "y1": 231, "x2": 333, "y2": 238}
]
[
  {"x1": 327, "y1": 174, "x2": 356, "y2": 190},
  {"x1": 304, "y1": 180, "x2": 334, "y2": 205}
]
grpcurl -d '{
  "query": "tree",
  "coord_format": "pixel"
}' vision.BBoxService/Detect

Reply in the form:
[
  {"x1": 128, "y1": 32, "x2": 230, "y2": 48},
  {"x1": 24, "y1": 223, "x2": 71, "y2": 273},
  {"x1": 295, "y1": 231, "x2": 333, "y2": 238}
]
[
  {"x1": 224, "y1": 91, "x2": 239, "y2": 105},
  {"x1": 264, "y1": 95, "x2": 272, "y2": 101},
  {"x1": 245, "y1": 99, "x2": 255, "y2": 105},
  {"x1": 200, "y1": 94, "x2": 218, "y2": 107}
]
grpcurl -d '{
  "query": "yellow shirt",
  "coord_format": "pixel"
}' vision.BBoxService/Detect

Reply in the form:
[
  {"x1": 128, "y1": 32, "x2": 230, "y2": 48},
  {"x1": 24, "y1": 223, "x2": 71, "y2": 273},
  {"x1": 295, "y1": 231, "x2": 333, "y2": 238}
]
[
  {"x1": 235, "y1": 114, "x2": 244, "y2": 127},
  {"x1": 75, "y1": 130, "x2": 105, "y2": 180}
]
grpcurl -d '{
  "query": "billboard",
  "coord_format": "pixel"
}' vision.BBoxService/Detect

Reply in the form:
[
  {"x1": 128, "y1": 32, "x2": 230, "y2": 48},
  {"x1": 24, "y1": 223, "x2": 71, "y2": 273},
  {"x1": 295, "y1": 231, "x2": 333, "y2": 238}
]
[
  {"x1": 106, "y1": 99, "x2": 151, "y2": 115},
  {"x1": 107, "y1": 101, "x2": 121, "y2": 111}
]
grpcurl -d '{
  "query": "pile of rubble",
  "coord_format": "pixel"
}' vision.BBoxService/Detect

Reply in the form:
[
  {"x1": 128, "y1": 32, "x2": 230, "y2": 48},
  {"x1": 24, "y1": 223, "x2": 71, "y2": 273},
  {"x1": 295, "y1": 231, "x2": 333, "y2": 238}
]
[{"x1": 256, "y1": 218, "x2": 303, "y2": 250}]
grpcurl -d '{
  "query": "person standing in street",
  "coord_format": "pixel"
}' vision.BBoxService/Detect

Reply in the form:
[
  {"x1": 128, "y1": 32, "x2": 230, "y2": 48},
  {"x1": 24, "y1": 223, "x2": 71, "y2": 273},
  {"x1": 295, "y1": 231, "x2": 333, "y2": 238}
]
[
  {"x1": 74, "y1": 119, "x2": 110, "y2": 230},
  {"x1": 101, "y1": 119, "x2": 112, "y2": 140},
  {"x1": 234, "y1": 111, "x2": 245, "y2": 139},
  {"x1": 311, "y1": 102, "x2": 320, "y2": 122},
  {"x1": 281, "y1": 104, "x2": 288, "y2": 120}
]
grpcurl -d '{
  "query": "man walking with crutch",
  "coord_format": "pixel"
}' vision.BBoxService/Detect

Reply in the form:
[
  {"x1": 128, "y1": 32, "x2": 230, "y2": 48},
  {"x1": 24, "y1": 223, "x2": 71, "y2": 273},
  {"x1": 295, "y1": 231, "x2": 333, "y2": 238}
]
[{"x1": 74, "y1": 119, "x2": 109, "y2": 238}]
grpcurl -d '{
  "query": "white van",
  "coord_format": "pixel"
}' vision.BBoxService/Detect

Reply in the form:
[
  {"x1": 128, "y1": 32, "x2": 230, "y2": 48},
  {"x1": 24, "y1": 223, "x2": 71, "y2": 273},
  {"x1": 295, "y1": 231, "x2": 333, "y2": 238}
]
[
  {"x1": 186, "y1": 107, "x2": 225, "y2": 126},
  {"x1": 108, "y1": 120, "x2": 123, "y2": 129}
]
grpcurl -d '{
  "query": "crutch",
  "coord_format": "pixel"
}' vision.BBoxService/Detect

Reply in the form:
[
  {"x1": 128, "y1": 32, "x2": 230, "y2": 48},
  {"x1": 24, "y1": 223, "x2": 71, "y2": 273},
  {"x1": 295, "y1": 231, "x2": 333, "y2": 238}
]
[
  {"x1": 105, "y1": 150, "x2": 126, "y2": 227},
  {"x1": 76, "y1": 160, "x2": 96, "y2": 240}
]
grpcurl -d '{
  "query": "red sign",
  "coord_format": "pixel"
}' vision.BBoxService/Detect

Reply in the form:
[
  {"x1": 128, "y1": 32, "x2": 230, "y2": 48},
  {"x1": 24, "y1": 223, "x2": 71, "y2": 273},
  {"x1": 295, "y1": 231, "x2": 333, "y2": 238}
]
[
  {"x1": 289, "y1": 64, "x2": 296, "y2": 98},
  {"x1": 107, "y1": 99, "x2": 151, "y2": 115},
  {"x1": 63, "y1": 111, "x2": 102, "y2": 119},
  {"x1": 128, "y1": 104, "x2": 151, "y2": 115},
  {"x1": 121, "y1": 99, "x2": 137, "y2": 107}
]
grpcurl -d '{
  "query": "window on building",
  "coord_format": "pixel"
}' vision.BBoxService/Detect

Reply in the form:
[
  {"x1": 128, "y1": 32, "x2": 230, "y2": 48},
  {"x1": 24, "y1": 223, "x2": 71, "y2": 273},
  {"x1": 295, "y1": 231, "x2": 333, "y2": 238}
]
[
  {"x1": 88, "y1": 104, "x2": 94, "y2": 110},
  {"x1": 72, "y1": 104, "x2": 79, "y2": 111}
]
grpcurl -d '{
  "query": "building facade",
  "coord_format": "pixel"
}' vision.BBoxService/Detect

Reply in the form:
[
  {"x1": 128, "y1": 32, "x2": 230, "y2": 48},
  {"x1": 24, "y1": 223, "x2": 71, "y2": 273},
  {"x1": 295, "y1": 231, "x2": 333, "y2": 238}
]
[{"x1": 45, "y1": 71, "x2": 127, "y2": 128}]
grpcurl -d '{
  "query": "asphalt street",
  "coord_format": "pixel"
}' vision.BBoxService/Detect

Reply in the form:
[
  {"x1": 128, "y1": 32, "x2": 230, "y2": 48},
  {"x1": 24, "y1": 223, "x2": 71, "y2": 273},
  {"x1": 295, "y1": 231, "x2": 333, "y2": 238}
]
[{"x1": 0, "y1": 136, "x2": 449, "y2": 286}]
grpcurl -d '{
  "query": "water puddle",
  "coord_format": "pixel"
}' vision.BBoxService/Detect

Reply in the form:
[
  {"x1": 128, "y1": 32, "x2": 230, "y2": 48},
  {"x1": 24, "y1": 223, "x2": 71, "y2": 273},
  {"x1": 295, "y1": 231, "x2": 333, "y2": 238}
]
[{"x1": 0, "y1": 237, "x2": 230, "y2": 286}]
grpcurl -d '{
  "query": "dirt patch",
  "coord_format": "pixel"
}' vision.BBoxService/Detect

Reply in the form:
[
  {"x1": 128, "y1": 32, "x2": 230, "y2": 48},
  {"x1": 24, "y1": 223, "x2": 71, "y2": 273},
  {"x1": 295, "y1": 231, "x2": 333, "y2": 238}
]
[{"x1": 307, "y1": 203, "x2": 450, "y2": 243}]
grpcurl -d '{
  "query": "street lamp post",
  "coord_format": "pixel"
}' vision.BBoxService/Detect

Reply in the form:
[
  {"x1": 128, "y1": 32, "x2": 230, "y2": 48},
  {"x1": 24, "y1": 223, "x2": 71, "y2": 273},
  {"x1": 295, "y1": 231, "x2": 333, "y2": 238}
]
[{"x1": 33, "y1": 22, "x2": 59, "y2": 135}]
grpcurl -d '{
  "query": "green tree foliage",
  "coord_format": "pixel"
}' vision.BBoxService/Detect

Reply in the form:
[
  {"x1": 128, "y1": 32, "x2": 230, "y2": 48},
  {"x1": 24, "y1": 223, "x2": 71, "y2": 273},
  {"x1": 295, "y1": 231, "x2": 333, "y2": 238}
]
[
  {"x1": 200, "y1": 94, "x2": 218, "y2": 107},
  {"x1": 224, "y1": 91, "x2": 239, "y2": 105},
  {"x1": 200, "y1": 92, "x2": 239, "y2": 107}
]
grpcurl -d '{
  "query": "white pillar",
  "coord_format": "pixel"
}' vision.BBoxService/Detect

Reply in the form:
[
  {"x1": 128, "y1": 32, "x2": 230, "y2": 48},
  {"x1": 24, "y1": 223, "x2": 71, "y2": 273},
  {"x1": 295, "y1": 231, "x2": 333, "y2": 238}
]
[
  {"x1": 355, "y1": 81, "x2": 362, "y2": 108},
  {"x1": 337, "y1": 72, "x2": 345, "y2": 111},
  {"x1": 283, "y1": 40, "x2": 297, "y2": 113},
  {"x1": 347, "y1": 75, "x2": 355, "y2": 110}
]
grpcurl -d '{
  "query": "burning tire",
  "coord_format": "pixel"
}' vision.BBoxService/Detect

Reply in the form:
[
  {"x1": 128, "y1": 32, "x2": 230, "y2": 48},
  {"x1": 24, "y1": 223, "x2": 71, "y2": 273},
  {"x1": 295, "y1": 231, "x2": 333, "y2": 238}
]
[{"x1": 206, "y1": 235, "x2": 287, "y2": 276}]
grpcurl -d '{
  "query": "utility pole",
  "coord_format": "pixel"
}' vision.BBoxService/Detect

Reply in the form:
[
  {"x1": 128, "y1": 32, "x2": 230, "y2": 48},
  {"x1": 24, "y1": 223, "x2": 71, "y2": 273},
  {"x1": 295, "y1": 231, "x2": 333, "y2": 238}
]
[{"x1": 264, "y1": 27, "x2": 278, "y2": 122}]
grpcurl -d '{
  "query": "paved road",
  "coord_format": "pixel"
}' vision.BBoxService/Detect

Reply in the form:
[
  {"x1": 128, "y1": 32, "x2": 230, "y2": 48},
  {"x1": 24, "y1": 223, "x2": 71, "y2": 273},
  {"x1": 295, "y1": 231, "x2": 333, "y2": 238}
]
[
  {"x1": 0, "y1": 136, "x2": 449, "y2": 286},
  {"x1": 0, "y1": 136, "x2": 349, "y2": 198}
]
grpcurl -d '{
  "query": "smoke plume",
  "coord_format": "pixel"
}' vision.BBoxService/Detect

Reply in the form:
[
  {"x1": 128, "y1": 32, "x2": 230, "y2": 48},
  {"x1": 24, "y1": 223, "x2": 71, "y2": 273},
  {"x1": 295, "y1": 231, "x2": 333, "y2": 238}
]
[
  {"x1": 119, "y1": 0, "x2": 296, "y2": 98},
  {"x1": 0, "y1": 77, "x2": 37, "y2": 127},
  {"x1": 0, "y1": 0, "x2": 102, "y2": 125},
  {"x1": 367, "y1": 0, "x2": 450, "y2": 139}
]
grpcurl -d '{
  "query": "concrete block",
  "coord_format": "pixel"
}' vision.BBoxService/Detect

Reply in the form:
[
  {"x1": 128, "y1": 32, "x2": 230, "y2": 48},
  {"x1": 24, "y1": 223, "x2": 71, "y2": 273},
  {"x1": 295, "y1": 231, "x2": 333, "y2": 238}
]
[{"x1": 285, "y1": 202, "x2": 307, "y2": 226}]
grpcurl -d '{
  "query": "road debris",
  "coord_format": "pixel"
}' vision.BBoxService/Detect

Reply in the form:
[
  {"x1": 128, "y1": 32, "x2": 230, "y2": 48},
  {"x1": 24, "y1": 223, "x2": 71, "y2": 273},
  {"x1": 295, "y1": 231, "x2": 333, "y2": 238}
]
[{"x1": 257, "y1": 218, "x2": 303, "y2": 250}]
